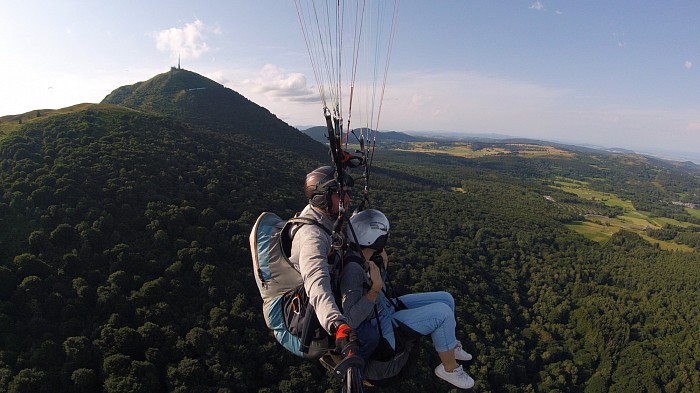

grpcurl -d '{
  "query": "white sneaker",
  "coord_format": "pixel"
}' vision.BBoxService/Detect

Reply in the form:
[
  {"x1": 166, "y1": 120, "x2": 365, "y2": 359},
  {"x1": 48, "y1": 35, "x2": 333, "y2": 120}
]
[
  {"x1": 434, "y1": 364, "x2": 475, "y2": 389},
  {"x1": 454, "y1": 342, "x2": 472, "y2": 361}
]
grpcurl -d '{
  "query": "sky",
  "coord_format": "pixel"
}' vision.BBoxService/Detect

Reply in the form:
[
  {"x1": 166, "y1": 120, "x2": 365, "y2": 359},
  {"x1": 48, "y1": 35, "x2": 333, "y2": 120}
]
[{"x1": 2, "y1": 1, "x2": 700, "y2": 159}]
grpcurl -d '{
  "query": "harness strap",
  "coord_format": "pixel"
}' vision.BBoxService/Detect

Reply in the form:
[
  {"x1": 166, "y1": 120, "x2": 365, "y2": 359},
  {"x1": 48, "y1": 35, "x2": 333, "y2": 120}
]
[
  {"x1": 283, "y1": 216, "x2": 334, "y2": 275},
  {"x1": 288, "y1": 216, "x2": 332, "y2": 236}
]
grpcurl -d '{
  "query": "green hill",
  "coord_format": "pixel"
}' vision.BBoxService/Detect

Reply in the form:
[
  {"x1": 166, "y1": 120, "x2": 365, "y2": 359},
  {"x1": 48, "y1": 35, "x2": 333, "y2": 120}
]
[
  {"x1": 0, "y1": 100, "x2": 328, "y2": 392},
  {"x1": 0, "y1": 69, "x2": 699, "y2": 392},
  {"x1": 1, "y1": 104, "x2": 97, "y2": 140},
  {"x1": 102, "y1": 68, "x2": 326, "y2": 161}
]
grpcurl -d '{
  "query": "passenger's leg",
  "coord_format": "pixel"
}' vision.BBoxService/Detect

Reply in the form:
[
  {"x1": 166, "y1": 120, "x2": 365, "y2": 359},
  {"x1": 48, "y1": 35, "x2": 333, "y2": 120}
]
[
  {"x1": 398, "y1": 291, "x2": 455, "y2": 312},
  {"x1": 391, "y1": 302, "x2": 458, "y2": 354},
  {"x1": 392, "y1": 303, "x2": 474, "y2": 388}
]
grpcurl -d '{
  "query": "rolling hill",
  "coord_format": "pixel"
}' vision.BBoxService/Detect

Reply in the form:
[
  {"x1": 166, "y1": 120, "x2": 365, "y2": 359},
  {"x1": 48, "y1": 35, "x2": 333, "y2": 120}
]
[{"x1": 301, "y1": 125, "x2": 428, "y2": 144}]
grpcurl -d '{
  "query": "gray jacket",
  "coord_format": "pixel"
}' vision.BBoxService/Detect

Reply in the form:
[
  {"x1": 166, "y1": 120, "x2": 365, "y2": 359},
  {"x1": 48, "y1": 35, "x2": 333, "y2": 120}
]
[
  {"x1": 289, "y1": 204, "x2": 346, "y2": 333},
  {"x1": 339, "y1": 251, "x2": 386, "y2": 329}
]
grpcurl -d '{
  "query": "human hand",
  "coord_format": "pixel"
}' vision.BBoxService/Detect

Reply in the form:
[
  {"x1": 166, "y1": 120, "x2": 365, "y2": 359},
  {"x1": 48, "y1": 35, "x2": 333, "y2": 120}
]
[
  {"x1": 367, "y1": 260, "x2": 383, "y2": 292},
  {"x1": 334, "y1": 323, "x2": 359, "y2": 357}
]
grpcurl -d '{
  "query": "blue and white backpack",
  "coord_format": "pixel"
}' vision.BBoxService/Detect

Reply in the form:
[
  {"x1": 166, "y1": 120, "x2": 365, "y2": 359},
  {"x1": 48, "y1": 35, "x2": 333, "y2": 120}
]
[{"x1": 249, "y1": 212, "x2": 333, "y2": 358}]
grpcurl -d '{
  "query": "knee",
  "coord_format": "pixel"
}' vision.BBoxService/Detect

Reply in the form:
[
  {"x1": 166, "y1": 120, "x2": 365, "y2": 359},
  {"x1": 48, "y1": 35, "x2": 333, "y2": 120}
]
[
  {"x1": 433, "y1": 302, "x2": 453, "y2": 320},
  {"x1": 437, "y1": 291, "x2": 455, "y2": 310}
]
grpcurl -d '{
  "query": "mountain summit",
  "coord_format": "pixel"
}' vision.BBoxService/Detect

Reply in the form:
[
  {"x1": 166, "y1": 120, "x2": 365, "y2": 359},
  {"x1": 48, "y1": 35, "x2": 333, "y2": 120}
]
[
  {"x1": 102, "y1": 68, "x2": 224, "y2": 111},
  {"x1": 102, "y1": 68, "x2": 325, "y2": 160}
]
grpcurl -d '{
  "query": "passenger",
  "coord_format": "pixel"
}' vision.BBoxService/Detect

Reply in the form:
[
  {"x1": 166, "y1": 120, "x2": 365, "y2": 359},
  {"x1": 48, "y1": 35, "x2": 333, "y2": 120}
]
[{"x1": 340, "y1": 209, "x2": 475, "y2": 389}]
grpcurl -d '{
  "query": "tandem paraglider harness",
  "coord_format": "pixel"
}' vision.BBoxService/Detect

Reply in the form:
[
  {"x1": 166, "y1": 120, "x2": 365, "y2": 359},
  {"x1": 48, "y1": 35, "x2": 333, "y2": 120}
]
[{"x1": 250, "y1": 212, "x2": 421, "y2": 388}]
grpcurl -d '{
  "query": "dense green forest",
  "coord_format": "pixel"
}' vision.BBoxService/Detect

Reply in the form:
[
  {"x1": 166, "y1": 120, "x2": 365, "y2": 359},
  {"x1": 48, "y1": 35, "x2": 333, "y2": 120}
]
[{"x1": 1, "y1": 69, "x2": 699, "y2": 392}]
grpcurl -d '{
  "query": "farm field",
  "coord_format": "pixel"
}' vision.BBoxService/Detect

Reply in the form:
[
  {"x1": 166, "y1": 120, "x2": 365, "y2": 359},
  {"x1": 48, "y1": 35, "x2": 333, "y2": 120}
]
[
  {"x1": 402, "y1": 142, "x2": 574, "y2": 158},
  {"x1": 553, "y1": 179, "x2": 633, "y2": 210},
  {"x1": 565, "y1": 218, "x2": 694, "y2": 252},
  {"x1": 552, "y1": 178, "x2": 696, "y2": 251}
]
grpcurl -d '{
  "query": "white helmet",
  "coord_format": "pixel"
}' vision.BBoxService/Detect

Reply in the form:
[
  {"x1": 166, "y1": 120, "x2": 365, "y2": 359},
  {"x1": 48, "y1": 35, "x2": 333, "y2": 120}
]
[{"x1": 348, "y1": 209, "x2": 390, "y2": 250}]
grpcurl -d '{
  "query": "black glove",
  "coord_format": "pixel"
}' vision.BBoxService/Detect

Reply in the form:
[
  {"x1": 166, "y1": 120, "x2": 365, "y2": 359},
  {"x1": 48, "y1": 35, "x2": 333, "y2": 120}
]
[{"x1": 334, "y1": 323, "x2": 359, "y2": 357}]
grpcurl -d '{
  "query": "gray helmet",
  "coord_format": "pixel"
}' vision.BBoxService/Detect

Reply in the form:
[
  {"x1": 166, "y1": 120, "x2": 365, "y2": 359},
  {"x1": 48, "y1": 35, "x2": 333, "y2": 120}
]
[
  {"x1": 304, "y1": 166, "x2": 355, "y2": 209},
  {"x1": 348, "y1": 209, "x2": 390, "y2": 250}
]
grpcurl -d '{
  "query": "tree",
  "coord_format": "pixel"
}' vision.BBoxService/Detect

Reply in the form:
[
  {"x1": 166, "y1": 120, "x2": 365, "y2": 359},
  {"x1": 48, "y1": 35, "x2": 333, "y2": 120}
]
[
  {"x1": 7, "y1": 368, "x2": 51, "y2": 393},
  {"x1": 71, "y1": 368, "x2": 98, "y2": 393},
  {"x1": 12, "y1": 253, "x2": 52, "y2": 279},
  {"x1": 585, "y1": 374, "x2": 609, "y2": 393},
  {"x1": 184, "y1": 327, "x2": 210, "y2": 356},
  {"x1": 49, "y1": 223, "x2": 80, "y2": 250},
  {"x1": 64, "y1": 336, "x2": 93, "y2": 370},
  {"x1": 167, "y1": 357, "x2": 207, "y2": 390},
  {"x1": 29, "y1": 339, "x2": 63, "y2": 369},
  {"x1": 104, "y1": 375, "x2": 147, "y2": 393},
  {"x1": 27, "y1": 231, "x2": 50, "y2": 254},
  {"x1": 102, "y1": 354, "x2": 132, "y2": 376}
]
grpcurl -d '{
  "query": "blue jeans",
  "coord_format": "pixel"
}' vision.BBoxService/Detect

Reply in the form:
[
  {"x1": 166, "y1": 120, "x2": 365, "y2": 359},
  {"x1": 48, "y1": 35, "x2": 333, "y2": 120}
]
[
  {"x1": 375, "y1": 291, "x2": 459, "y2": 353},
  {"x1": 355, "y1": 318, "x2": 380, "y2": 362}
]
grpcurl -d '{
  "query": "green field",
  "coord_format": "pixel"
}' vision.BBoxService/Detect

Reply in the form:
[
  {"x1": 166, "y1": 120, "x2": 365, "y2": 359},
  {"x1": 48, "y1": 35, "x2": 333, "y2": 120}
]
[
  {"x1": 565, "y1": 217, "x2": 694, "y2": 251},
  {"x1": 401, "y1": 142, "x2": 575, "y2": 159},
  {"x1": 686, "y1": 207, "x2": 700, "y2": 219},
  {"x1": 553, "y1": 179, "x2": 634, "y2": 210},
  {"x1": 552, "y1": 178, "x2": 696, "y2": 251},
  {"x1": 565, "y1": 221, "x2": 619, "y2": 243}
]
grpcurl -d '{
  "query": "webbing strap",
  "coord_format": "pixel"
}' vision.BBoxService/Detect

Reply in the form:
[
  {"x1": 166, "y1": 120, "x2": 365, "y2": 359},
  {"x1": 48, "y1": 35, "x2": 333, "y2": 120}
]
[{"x1": 288, "y1": 216, "x2": 332, "y2": 237}]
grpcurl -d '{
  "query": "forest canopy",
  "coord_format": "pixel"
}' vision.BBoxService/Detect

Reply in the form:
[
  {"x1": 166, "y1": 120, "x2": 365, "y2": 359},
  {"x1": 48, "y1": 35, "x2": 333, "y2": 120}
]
[{"x1": 1, "y1": 70, "x2": 700, "y2": 392}]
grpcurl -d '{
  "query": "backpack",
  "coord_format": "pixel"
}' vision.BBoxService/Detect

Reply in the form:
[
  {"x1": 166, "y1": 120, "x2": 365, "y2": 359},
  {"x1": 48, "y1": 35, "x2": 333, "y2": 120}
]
[{"x1": 249, "y1": 211, "x2": 335, "y2": 359}]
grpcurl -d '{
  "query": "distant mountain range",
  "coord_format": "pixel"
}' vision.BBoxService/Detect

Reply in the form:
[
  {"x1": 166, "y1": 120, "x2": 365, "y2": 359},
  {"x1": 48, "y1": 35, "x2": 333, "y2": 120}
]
[
  {"x1": 301, "y1": 126, "x2": 430, "y2": 143},
  {"x1": 299, "y1": 126, "x2": 700, "y2": 167}
]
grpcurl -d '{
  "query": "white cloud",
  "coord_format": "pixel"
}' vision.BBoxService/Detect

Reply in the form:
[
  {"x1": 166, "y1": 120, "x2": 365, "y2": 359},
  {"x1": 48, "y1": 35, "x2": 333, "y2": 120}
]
[
  {"x1": 206, "y1": 70, "x2": 230, "y2": 85},
  {"x1": 153, "y1": 19, "x2": 220, "y2": 60},
  {"x1": 379, "y1": 70, "x2": 569, "y2": 134},
  {"x1": 529, "y1": 2, "x2": 545, "y2": 11},
  {"x1": 685, "y1": 61, "x2": 693, "y2": 70},
  {"x1": 239, "y1": 64, "x2": 317, "y2": 102}
]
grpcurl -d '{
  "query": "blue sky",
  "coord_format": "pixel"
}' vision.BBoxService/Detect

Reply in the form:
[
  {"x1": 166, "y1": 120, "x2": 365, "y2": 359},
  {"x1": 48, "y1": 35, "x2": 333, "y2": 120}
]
[{"x1": 2, "y1": 1, "x2": 700, "y2": 158}]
